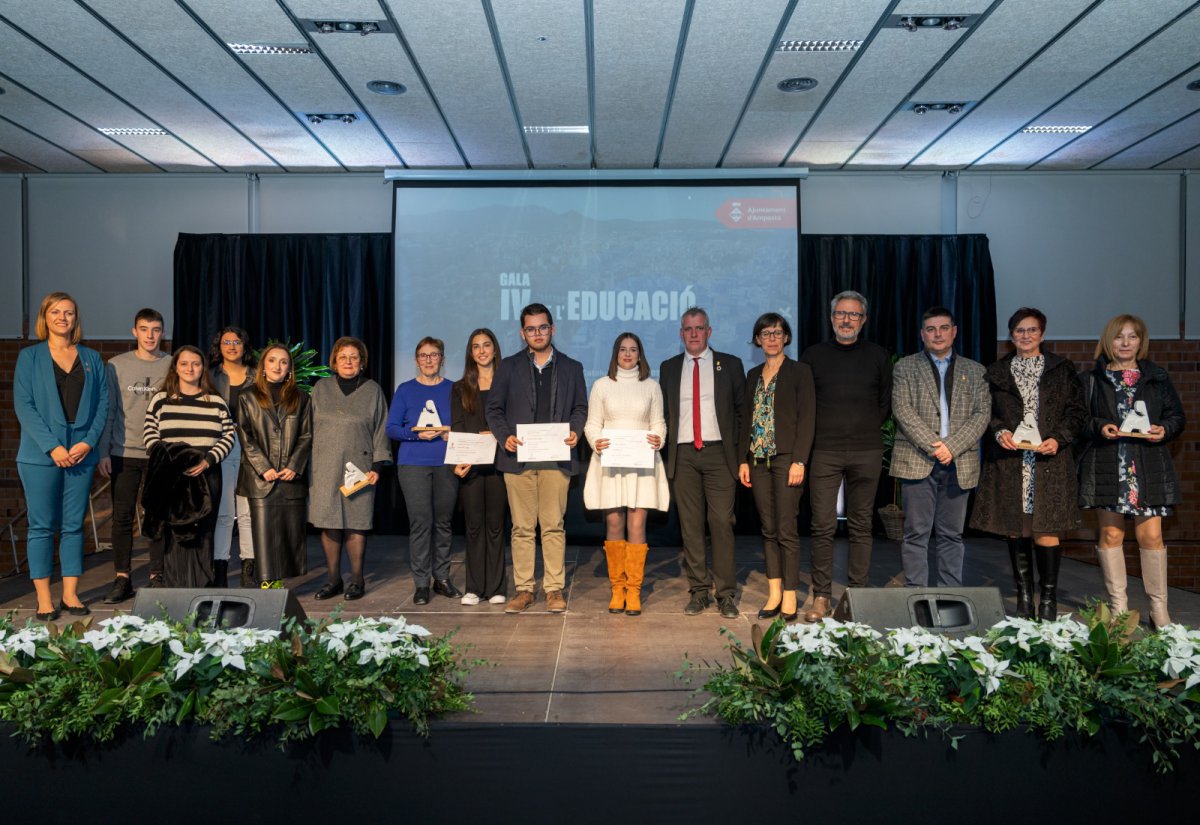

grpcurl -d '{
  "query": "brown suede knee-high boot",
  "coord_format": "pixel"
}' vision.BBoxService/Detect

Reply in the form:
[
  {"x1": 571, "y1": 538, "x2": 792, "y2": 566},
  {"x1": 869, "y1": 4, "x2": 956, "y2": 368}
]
[
  {"x1": 604, "y1": 540, "x2": 627, "y2": 614},
  {"x1": 624, "y1": 543, "x2": 648, "y2": 616}
]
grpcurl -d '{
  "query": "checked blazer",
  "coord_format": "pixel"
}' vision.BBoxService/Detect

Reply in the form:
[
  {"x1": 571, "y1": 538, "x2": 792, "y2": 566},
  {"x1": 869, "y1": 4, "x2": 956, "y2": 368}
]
[{"x1": 889, "y1": 351, "x2": 989, "y2": 488}]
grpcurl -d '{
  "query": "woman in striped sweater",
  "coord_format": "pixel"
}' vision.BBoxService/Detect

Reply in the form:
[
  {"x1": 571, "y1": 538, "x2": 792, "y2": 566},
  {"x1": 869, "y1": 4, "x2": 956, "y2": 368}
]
[{"x1": 143, "y1": 345, "x2": 235, "y2": 587}]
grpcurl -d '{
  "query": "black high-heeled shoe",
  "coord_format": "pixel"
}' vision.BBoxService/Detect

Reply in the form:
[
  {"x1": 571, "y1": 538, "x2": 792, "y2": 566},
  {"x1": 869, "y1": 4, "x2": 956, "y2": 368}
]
[{"x1": 757, "y1": 603, "x2": 781, "y2": 619}]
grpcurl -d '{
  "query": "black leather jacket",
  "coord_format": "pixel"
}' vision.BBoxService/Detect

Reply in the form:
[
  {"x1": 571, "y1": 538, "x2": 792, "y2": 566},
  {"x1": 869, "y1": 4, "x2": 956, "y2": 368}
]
[{"x1": 235, "y1": 390, "x2": 313, "y2": 499}]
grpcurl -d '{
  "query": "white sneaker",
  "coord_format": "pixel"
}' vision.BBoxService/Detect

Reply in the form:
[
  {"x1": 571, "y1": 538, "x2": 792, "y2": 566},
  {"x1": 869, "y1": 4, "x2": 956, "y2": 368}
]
[
  {"x1": 460, "y1": 592, "x2": 481, "y2": 605},
  {"x1": 488, "y1": 594, "x2": 508, "y2": 604}
]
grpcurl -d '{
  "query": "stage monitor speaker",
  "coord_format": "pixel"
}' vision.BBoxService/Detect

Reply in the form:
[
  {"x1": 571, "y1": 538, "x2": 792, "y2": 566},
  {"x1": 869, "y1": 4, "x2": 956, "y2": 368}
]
[
  {"x1": 831, "y1": 587, "x2": 1005, "y2": 637},
  {"x1": 132, "y1": 588, "x2": 307, "y2": 630}
]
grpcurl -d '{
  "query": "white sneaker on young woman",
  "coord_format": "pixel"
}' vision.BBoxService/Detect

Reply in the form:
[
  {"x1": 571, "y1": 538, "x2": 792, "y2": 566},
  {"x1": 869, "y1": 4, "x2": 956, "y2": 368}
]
[
  {"x1": 460, "y1": 592, "x2": 481, "y2": 605},
  {"x1": 488, "y1": 594, "x2": 508, "y2": 604}
]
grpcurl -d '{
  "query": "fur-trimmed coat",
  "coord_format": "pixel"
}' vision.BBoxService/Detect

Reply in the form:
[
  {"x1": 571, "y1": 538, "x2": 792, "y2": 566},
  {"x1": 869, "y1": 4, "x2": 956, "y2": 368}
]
[
  {"x1": 969, "y1": 351, "x2": 1087, "y2": 536},
  {"x1": 141, "y1": 441, "x2": 215, "y2": 542}
]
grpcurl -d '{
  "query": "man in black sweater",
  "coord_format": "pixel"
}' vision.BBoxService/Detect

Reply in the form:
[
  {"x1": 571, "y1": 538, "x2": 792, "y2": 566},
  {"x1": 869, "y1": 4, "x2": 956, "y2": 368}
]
[{"x1": 798, "y1": 290, "x2": 893, "y2": 622}]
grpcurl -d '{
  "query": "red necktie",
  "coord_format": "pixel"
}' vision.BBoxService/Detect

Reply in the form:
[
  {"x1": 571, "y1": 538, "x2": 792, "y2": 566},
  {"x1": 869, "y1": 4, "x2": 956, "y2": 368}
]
[{"x1": 692, "y1": 357, "x2": 703, "y2": 450}]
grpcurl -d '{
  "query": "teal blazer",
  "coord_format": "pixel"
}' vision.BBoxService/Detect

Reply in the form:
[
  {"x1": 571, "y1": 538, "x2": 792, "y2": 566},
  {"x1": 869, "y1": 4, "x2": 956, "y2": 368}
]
[{"x1": 14, "y1": 341, "x2": 108, "y2": 466}]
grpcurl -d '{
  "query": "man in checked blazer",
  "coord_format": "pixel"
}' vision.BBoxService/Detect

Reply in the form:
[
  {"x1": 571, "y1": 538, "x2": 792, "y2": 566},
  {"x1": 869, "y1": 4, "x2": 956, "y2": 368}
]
[
  {"x1": 890, "y1": 306, "x2": 990, "y2": 587},
  {"x1": 660, "y1": 307, "x2": 746, "y2": 618}
]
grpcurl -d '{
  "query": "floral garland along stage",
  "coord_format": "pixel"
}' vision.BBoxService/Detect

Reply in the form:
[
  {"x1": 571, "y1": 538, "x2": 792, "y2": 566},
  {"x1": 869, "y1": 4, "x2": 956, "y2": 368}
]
[
  {"x1": 0, "y1": 612, "x2": 474, "y2": 744},
  {"x1": 682, "y1": 610, "x2": 1200, "y2": 773}
]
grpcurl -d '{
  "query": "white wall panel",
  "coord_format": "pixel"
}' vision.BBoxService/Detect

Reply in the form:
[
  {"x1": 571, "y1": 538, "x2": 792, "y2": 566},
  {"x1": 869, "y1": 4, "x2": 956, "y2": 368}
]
[
  {"x1": 27, "y1": 175, "x2": 248, "y2": 338},
  {"x1": 957, "y1": 172, "x2": 1180, "y2": 339},
  {"x1": 801, "y1": 172, "x2": 945, "y2": 234},
  {"x1": 0, "y1": 176, "x2": 24, "y2": 337},
  {"x1": 257, "y1": 175, "x2": 391, "y2": 233}
]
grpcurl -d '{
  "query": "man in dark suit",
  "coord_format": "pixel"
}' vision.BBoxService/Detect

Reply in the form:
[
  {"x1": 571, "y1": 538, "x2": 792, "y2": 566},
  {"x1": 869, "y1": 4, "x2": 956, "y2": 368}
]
[
  {"x1": 660, "y1": 307, "x2": 747, "y2": 618},
  {"x1": 486, "y1": 303, "x2": 588, "y2": 614}
]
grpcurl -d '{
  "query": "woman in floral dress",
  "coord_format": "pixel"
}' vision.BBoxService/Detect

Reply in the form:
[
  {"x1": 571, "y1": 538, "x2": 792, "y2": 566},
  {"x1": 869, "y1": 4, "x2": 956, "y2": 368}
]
[{"x1": 1077, "y1": 314, "x2": 1185, "y2": 628}]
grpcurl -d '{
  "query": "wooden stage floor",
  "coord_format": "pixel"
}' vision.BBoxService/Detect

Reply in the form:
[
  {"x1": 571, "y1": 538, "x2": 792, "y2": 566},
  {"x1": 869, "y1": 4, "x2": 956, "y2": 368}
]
[{"x1": 3, "y1": 534, "x2": 1197, "y2": 726}]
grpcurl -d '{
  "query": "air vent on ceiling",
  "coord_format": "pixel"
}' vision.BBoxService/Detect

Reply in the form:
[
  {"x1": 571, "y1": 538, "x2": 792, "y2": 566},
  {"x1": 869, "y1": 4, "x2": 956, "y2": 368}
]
[
  {"x1": 1021, "y1": 125, "x2": 1091, "y2": 134},
  {"x1": 523, "y1": 125, "x2": 589, "y2": 134},
  {"x1": 778, "y1": 77, "x2": 819, "y2": 92},
  {"x1": 366, "y1": 80, "x2": 406, "y2": 96},
  {"x1": 777, "y1": 39, "x2": 861, "y2": 52},
  {"x1": 227, "y1": 43, "x2": 313, "y2": 55},
  {"x1": 99, "y1": 127, "x2": 169, "y2": 136}
]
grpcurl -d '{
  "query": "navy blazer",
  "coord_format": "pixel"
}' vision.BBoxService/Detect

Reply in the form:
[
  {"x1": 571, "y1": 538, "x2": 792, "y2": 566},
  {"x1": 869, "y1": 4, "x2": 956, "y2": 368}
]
[
  {"x1": 14, "y1": 341, "x2": 108, "y2": 466},
  {"x1": 659, "y1": 349, "x2": 747, "y2": 479},
  {"x1": 485, "y1": 348, "x2": 588, "y2": 476}
]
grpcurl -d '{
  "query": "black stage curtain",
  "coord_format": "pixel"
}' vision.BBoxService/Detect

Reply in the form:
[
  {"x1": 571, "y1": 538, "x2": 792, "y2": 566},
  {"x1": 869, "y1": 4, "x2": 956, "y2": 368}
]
[
  {"x1": 172, "y1": 233, "x2": 394, "y2": 387},
  {"x1": 798, "y1": 234, "x2": 996, "y2": 364}
]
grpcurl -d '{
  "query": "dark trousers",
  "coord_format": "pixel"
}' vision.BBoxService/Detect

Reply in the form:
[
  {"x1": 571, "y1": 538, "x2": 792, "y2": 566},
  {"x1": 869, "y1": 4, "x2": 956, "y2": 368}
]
[
  {"x1": 162, "y1": 464, "x2": 220, "y2": 588},
  {"x1": 398, "y1": 464, "x2": 458, "y2": 585},
  {"x1": 460, "y1": 470, "x2": 507, "y2": 599},
  {"x1": 749, "y1": 454, "x2": 802, "y2": 588},
  {"x1": 899, "y1": 462, "x2": 970, "y2": 587},
  {"x1": 109, "y1": 455, "x2": 164, "y2": 576},
  {"x1": 672, "y1": 443, "x2": 737, "y2": 599},
  {"x1": 808, "y1": 448, "x2": 884, "y2": 597}
]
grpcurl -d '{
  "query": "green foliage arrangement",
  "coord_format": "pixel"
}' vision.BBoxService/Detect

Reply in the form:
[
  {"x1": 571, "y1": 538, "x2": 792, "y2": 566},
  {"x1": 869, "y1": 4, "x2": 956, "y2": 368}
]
[
  {"x1": 254, "y1": 341, "x2": 332, "y2": 393},
  {"x1": 0, "y1": 611, "x2": 473, "y2": 745},
  {"x1": 681, "y1": 608, "x2": 1200, "y2": 772}
]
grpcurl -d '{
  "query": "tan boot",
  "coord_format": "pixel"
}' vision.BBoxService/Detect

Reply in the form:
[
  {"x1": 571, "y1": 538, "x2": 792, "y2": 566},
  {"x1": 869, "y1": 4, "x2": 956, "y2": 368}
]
[
  {"x1": 1095, "y1": 545, "x2": 1128, "y2": 613},
  {"x1": 604, "y1": 540, "x2": 627, "y2": 614},
  {"x1": 1140, "y1": 547, "x2": 1172, "y2": 629},
  {"x1": 624, "y1": 543, "x2": 648, "y2": 616}
]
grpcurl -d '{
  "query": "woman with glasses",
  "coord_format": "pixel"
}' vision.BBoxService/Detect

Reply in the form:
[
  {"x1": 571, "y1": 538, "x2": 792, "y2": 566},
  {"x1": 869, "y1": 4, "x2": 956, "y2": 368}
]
[
  {"x1": 971, "y1": 307, "x2": 1086, "y2": 620},
  {"x1": 236, "y1": 343, "x2": 313, "y2": 589},
  {"x1": 308, "y1": 338, "x2": 391, "y2": 601},
  {"x1": 738, "y1": 313, "x2": 815, "y2": 622},
  {"x1": 1077, "y1": 314, "x2": 1185, "y2": 628},
  {"x1": 583, "y1": 332, "x2": 669, "y2": 616},
  {"x1": 209, "y1": 326, "x2": 256, "y2": 586},
  {"x1": 14, "y1": 292, "x2": 108, "y2": 620},
  {"x1": 387, "y1": 337, "x2": 462, "y2": 605}
]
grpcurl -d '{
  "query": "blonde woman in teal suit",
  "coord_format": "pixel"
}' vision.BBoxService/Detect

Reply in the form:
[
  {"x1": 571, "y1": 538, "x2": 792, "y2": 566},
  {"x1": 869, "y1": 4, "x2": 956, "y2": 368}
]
[{"x1": 14, "y1": 292, "x2": 109, "y2": 621}]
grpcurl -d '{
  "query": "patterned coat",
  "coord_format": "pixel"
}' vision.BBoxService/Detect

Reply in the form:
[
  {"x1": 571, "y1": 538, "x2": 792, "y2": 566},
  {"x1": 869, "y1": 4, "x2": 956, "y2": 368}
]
[
  {"x1": 889, "y1": 351, "x2": 990, "y2": 488},
  {"x1": 969, "y1": 351, "x2": 1087, "y2": 536}
]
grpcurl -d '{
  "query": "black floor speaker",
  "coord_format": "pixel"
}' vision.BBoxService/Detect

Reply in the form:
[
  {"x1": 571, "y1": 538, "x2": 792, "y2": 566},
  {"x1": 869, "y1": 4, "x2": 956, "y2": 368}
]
[
  {"x1": 132, "y1": 588, "x2": 307, "y2": 630},
  {"x1": 831, "y1": 587, "x2": 1006, "y2": 636}
]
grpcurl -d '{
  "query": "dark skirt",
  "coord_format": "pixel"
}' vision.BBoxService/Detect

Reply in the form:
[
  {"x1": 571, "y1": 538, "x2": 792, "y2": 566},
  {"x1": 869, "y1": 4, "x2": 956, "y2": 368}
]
[
  {"x1": 163, "y1": 465, "x2": 221, "y2": 588},
  {"x1": 249, "y1": 484, "x2": 308, "y2": 581}
]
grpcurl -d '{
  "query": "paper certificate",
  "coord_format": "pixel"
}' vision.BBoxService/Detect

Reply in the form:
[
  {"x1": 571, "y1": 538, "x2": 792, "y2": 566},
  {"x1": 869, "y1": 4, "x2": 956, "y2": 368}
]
[
  {"x1": 444, "y1": 432, "x2": 498, "y2": 465},
  {"x1": 516, "y1": 422, "x2": 571, "y2": 463},
  {"x1": 599, "y1": 429, "x2": 654, "y2": 469}
]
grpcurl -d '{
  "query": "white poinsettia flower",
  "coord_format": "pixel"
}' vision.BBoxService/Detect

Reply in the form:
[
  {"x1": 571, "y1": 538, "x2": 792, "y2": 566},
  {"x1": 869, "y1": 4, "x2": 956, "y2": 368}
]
[
  {"x1": 0, "y1": 625, "x2": 50, "y2": 658},
  {"x1": 168, "y1": 638, "x2": 205, "y2": 679}
]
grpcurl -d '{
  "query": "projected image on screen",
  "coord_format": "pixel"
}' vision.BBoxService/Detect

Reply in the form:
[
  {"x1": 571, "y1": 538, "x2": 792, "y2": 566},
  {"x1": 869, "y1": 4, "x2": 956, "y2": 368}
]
[{"x1": 392, "y1": 181, "x2": 799, "y2": 387}]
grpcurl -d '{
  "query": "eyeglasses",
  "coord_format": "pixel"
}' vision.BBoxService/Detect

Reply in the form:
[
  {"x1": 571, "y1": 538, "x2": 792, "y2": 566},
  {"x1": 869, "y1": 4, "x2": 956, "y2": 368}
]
[
  {"x1": 523, "y1": 324, "x2": 551, "y2": 336},
  {"x1": 416, "y1": 353, "x2": 442, "y2": 361},
  {"x1": 832, "y1": 310, "x2": 865, "y2": 321},
  {"x1": 1013, "y1": 327, "x2": 1041, "y2": 336},
  {"x1": 758, "y1": 329, "x2": 786, "y2": 340},
  {"x1": 221, "y1": 339, "x2": 243, "y2": 347}
]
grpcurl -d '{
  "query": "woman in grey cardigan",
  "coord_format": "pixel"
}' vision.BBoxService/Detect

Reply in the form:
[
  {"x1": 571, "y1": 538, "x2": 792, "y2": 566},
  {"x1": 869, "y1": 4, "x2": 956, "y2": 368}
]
[{"x1": 308, "y1": 338, "x2": 391, "y2": 600}]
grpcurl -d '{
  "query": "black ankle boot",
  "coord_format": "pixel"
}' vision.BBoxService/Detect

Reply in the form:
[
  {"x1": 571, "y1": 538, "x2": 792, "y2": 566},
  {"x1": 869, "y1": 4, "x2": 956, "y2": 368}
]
[
  {"x1": 1007, "y1": 537, "x2": 1035, "y2": 618},
  {"x1": 1035, "y1": 544, "x2": 1062, "y2": 621},
  {"x1": 240, "y1": 559, "x2": 257, "y2": 588},
  {"x1": 213, "y1": 560, "x2": 229, "y2": 588}
]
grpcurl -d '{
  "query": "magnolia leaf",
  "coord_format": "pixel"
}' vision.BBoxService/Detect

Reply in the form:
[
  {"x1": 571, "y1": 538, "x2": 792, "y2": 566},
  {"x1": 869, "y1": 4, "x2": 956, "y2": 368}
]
[
  {"x1": 3, "y1": 665, "x2": 34, "y2": 684},
  {"x1": 315, "y1": 696, "x2": 340, "y2": 716},
  {"x1": 750, "y1": 624, "x2": 766, "y2": 660},
  {"x1": 291, "y1": 633, "x2": 304, "y2": 658},
  {"x1": 92, "y1": 686, "x2": 125, "y2": 716},
  {"x1": 859, "y1": 714, "x2": 887, "y2": 730},
  {"x1": 270, "y1": 663, "x2": 287, "y2": 682},
  {"x1": 1158, "y1": 678, "x2": 1184, "y2": 691},
  {"x1": 367, "y1": 705, "x2": 388, "y2": 738},
  {"x1": 175, "y1": 690, "x2": 197, "y2": 725},
  {"x1": 131, "y1": 645, "x2": 164, "y2": 683},
  {"x1": 273, "y1": 701, "x2": 312, "y2": 722}
]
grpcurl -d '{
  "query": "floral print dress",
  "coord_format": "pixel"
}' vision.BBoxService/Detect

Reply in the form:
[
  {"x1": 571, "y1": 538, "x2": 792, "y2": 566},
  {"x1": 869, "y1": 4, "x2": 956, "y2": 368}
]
[
  {"x1": 1104, "y1": 368, "x2": 1171, "y2": 517},
  {"x1": 1009, "y1": 354, "x2": 1043, "y2": 515}
]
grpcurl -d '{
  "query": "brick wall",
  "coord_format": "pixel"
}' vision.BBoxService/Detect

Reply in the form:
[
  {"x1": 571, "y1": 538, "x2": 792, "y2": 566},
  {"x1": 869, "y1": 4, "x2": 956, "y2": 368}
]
[{"x1": 3, "y1": 337, "x2": 1198, "y2": 590}]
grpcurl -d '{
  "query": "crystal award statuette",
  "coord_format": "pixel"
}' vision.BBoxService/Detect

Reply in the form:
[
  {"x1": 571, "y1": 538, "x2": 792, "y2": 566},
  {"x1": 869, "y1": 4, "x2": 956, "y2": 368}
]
[
  {"x1": 413, "y1": 399, "x2": 449, "y2": 432},
  {"x1": 1118, "y1": 400, "x2": 1154, "y2": 438},
  {"x1": 1012, "y1": 413, "x2": 1042, "y2": 450},
  {"x1": 340, "y1": 462, "x2": 370, "y2": 497}
]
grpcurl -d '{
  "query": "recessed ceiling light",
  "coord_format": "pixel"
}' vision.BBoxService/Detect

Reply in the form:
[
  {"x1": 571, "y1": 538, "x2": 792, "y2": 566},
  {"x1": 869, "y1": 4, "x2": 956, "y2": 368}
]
[
  {"x1": 306, "y1": 113, "x2": 358, "y2": 125},
  {"x1": 891, "y1": 14, "x2": 978, "y2": 32},
  {"x1": 366, "y1": 80, "x2": 406, "y2": 96},
  {"x1": 99, "y1": 127, "x2": 169, "y2": 136},
  {"x1": 1021, "y1": 125, "x2": 1091, "y2": 134},
  {"x1": 523, "y1": 125, "x2": 589, "y2": 134},
  {"x1": 227, "y1": 43, "x2": 313, "y2": 55},
  {"x1": 777, "y1": 77, "x2": 819, "y2": 92},
  {"x1": 1187, "y1": 79, "x2": 1200, "y2": 91},
  {"x1": 908, "y1": 101, "x2": 970, "y2": 114},
  {"x1": 305, "y1": 19, "x2": 390, "y2": 36},
  {"x1": 777, "y1": 39, "x2": 861, "y2": 52}
]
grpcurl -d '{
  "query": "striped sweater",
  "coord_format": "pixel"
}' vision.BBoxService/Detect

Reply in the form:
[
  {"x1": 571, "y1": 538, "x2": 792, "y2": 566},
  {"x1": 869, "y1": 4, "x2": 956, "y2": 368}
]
[{"x1": 144, "y1": 391, "x2": 235, "y2": 467}]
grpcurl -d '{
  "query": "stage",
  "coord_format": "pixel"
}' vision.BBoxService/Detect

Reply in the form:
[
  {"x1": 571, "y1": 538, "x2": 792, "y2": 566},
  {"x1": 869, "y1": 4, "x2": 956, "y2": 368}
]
[{"x1": 2, "y1": 534, "x2": 1197, "y2": 727}]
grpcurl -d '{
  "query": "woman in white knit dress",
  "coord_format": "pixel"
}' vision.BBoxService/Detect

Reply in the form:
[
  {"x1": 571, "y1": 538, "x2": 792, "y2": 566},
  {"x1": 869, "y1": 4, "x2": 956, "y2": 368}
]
[{"x1": 583, "y1": 332, "x2": 669, "y2": 616}]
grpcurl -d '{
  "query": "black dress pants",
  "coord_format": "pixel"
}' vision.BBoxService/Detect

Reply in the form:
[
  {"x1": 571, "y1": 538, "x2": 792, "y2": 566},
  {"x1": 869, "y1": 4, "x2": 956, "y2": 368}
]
[
  {"x1": 109, "y1": 455, "x2": 164, "y2": 576},
  {"x1": 672, "y1": 444, "x2": 737, "y2": 599},
  {"x1": 460, "y1": 469, "x2": 508, "y2": 599},
  {"x1": 807, "y1": 448, "x2": 884, "y2": 597}
]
